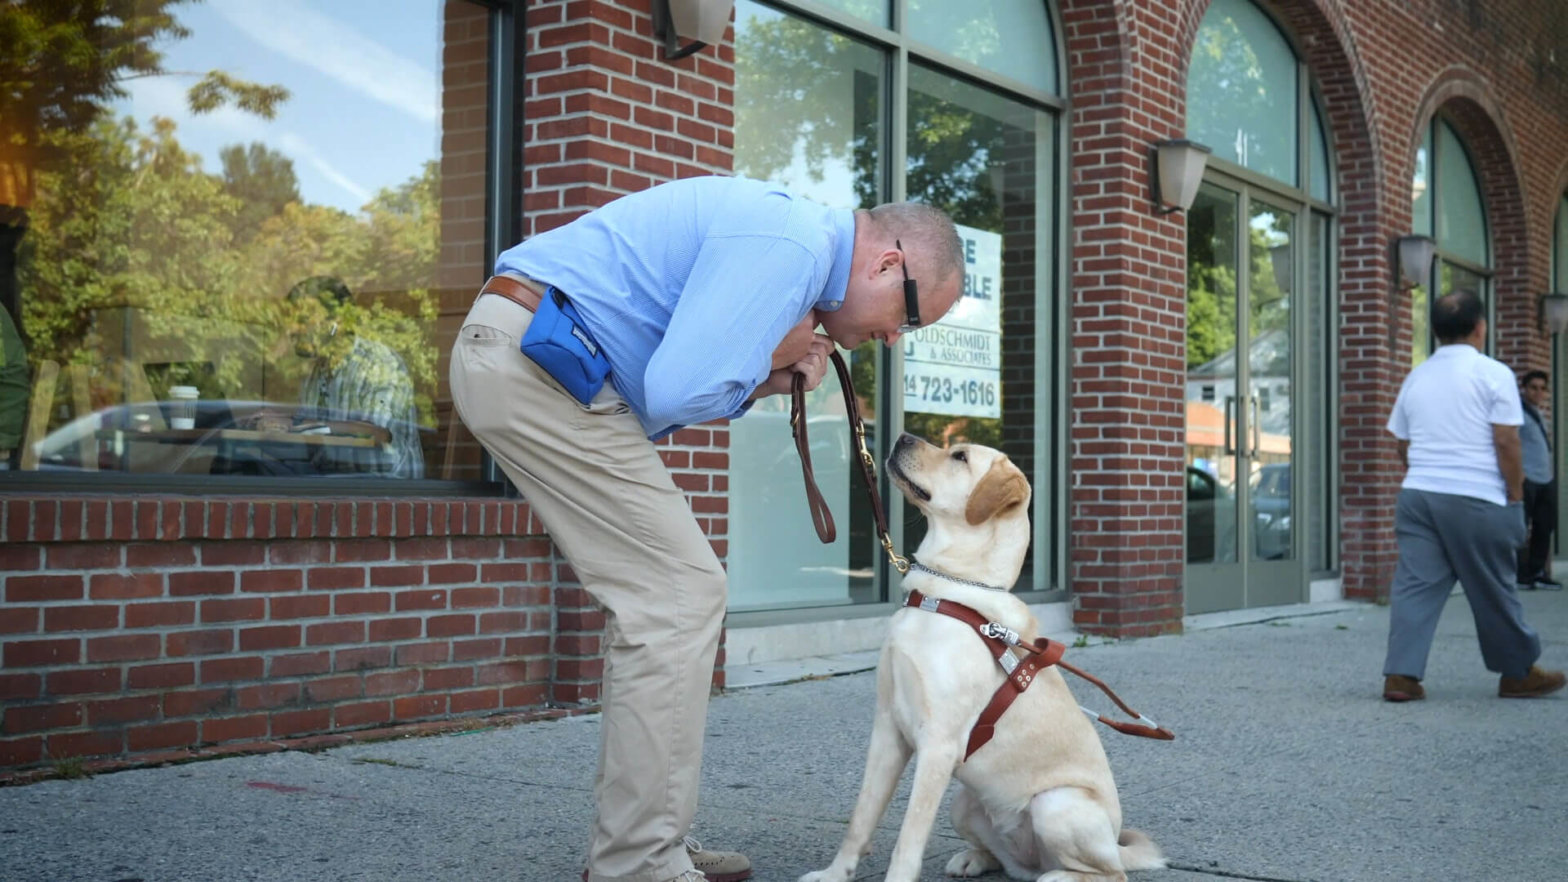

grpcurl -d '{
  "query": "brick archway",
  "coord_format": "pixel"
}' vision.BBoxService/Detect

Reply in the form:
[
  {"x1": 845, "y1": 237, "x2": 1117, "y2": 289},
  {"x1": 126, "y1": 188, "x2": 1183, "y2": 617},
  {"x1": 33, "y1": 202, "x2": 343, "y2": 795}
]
[
  {"x1": 1058, "y1": 0, "x2": 1386, "y2": 630},
  {"x1": 1408, "y1": 71, "x2": 1535, "y2": 375}
]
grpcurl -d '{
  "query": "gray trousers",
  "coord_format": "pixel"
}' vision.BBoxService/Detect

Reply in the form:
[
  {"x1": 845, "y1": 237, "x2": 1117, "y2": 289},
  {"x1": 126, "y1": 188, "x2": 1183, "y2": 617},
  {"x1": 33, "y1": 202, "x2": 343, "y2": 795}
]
[{"x1": 1384, "y1": 488, "x2": 1541, "y2": 681}]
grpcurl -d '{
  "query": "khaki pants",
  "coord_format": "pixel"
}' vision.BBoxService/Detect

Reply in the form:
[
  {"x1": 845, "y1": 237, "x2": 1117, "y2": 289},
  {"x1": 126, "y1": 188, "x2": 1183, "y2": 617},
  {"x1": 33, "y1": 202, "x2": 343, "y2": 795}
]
[{"x1": 450, "y1": 293, "x2": 726, "y2": 882}]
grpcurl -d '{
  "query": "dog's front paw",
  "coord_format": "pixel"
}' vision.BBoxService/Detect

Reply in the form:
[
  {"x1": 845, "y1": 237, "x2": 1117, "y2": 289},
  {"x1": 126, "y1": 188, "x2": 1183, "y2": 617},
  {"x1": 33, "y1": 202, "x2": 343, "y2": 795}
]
[
  {"x1": 945, "y1": 848, "x2": 1001, "y2": 877},
  {"x1": 799, "y1": 869, "x2": 851, "y2": 882}
]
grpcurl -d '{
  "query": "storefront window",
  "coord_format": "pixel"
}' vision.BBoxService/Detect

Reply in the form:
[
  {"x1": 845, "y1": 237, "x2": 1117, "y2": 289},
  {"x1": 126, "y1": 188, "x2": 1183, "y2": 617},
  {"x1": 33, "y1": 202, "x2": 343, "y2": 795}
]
[
  {"x1": 1435, "y1": 121, "x2": 1487, "y2": 267},
  {"x1": 815, "y1": 0, "x2": 889, "y2": 27},
  {"x1": 1410, "y1": 117, "x2": 1491, "y2": 364},
  {"x1": 900, "y1": 65, "x2": 1048, "y2": 581},
  {"x1": 729, "y1": 0, "x2": 885, "y2": 611},
  {"x1": 1187, "y1": 0, "x2": 1298, "y2": 186},
  {"x1": 906, "y1": 0, "x2": 1057, "y2": 93},
  {"x1": 0, "y1": 0, "x2": 499, "y2": 483},
  {"x1": 1309, "y1": 98, "x2": 1331, "y2": 204},
  {"x1": 728, "y1": 0, "x2": 1060, "y2": 611}
]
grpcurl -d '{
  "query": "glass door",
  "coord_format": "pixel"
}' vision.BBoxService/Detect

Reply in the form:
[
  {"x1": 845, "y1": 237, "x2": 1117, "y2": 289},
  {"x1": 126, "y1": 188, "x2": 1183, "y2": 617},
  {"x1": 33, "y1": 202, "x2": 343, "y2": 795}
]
[{"x1": 1185, "y1": 182, "x2": 1302, "y2": 613}]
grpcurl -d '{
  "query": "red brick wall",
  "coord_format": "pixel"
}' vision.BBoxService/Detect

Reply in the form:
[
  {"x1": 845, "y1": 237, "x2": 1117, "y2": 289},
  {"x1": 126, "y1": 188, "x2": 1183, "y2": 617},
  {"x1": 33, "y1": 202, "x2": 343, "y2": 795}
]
[
  {"x1": 0, "y1": 498, "x2": 552, "y2": 769},
  {"x1": 521, "y1": 0, "x2": 734, "y2": 237}
]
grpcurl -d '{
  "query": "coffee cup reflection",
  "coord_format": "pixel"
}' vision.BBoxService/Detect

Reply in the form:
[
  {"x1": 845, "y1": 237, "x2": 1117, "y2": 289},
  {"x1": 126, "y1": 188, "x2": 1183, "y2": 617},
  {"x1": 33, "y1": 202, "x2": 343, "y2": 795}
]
[{"x1": 169, "y1": 386, "x2": 199, "y2": 430}]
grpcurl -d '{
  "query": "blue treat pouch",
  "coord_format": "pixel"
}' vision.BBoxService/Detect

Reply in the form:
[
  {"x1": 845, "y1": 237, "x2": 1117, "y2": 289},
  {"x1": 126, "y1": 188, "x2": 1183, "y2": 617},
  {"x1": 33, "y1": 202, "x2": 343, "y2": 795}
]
[{"x1": 520, "y1": 288, "x2": 611, "y2": 405}]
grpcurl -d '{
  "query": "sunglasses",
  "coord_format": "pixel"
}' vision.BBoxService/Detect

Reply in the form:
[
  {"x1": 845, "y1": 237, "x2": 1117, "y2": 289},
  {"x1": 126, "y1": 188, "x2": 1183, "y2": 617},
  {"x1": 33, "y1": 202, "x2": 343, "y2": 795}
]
[{"x1": 896, "y1": 239, "x2": 921, "y2": 333}]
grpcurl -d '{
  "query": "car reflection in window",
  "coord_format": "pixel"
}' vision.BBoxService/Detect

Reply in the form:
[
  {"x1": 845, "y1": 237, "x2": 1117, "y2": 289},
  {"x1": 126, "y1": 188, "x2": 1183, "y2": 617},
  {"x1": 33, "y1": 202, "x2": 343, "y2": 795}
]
[
  {"x1": 31, "y1": 400, "x2": 429, "y2": 478},
  {"x1": 1185, "y1": 464, "x2": 1238, "y2": 564},
  {"x1": 1250, "y1": 462, "x2": 1291, "y2": 560}
]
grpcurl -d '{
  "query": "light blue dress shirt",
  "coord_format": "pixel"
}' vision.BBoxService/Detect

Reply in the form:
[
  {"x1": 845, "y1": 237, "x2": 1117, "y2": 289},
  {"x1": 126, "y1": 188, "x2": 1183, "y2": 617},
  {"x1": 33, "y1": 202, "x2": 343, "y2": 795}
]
[{"x1": 495, "y1": 176, "x2": 855, "y2": 439}]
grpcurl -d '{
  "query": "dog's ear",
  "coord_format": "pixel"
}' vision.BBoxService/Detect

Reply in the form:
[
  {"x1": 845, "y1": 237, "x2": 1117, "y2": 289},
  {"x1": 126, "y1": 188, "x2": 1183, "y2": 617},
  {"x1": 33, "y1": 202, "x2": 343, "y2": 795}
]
[{"x1": 965, "y1": 458, "x2": 1029, "y2": 525}]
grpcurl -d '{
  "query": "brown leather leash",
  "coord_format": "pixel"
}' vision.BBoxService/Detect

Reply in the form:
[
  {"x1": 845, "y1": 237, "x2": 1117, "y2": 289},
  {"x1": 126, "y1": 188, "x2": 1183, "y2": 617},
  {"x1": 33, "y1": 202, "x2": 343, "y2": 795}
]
[
  {"x1": 788, "y1": 356, "x2": 1173, "y2": 753},
  {"x1": 790, "y1": 351, "x2": 908, "y2": 573}
]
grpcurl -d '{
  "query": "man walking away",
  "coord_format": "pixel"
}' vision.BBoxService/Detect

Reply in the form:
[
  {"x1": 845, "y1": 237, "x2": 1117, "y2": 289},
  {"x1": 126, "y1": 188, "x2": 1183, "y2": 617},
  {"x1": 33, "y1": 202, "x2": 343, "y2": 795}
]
[{"x1": 1382, "y1": 289, "x2": 1565, "y2": 702}]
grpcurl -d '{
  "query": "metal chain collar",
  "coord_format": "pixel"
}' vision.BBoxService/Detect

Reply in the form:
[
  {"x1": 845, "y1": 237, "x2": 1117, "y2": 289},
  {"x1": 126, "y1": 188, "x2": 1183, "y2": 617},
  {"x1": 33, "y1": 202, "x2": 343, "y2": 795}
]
[{"x1": 907, "y1": 559, "x2": 1008, "y2": 593}]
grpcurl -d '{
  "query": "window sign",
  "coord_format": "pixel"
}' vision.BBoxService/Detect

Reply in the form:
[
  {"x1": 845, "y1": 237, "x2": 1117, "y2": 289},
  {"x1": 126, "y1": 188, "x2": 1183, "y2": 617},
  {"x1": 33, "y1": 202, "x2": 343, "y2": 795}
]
[{"x1": 903, "y1": 224, "x2": 1002, "y2": 418}]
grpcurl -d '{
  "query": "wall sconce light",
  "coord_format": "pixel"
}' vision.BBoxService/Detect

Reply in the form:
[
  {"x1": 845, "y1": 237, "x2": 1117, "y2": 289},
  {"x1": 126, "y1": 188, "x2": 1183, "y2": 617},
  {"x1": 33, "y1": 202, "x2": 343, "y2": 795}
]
[
  {"x1": 1540, "y1": 293, "x2": 1568, "y2": 335},
  {"x1": 652, "y1": 0, "x2": 733, "y2": 60},
  {"x1": 1393, "y1": 234, "x2": 1435, "y2": 290},
  {"x1": 1151, "y1": 139, "x2": 1212, "y2": 214}
]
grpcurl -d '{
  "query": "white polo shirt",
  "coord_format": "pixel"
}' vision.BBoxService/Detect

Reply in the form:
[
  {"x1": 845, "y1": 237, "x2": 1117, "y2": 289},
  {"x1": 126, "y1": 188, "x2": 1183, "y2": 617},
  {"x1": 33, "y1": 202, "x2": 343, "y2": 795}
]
[{"x1": 1388, "y1": 343, "x2": 1523, "y2": 506}]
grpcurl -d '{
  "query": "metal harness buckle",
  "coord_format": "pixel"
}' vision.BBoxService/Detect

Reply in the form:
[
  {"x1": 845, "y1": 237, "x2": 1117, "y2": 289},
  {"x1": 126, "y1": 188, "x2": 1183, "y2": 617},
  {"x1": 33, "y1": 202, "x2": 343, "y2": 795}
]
[{"x1": 979, "y1": 622, "x2": 1020, "y2": 645}]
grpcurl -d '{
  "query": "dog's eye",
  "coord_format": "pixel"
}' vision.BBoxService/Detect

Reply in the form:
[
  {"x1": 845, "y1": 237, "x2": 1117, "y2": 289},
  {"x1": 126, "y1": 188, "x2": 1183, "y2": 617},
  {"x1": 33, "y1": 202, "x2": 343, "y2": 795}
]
[{"x1": 951, "y1": 450, "x2": 967, "y2": 463}]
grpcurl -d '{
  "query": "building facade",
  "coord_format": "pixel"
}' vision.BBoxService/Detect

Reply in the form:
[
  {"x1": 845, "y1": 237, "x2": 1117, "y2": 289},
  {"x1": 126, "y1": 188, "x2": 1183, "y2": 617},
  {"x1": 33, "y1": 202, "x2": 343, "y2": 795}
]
[{"x1": 3, "y1": 0, "x2": 1568, "y2": 770}]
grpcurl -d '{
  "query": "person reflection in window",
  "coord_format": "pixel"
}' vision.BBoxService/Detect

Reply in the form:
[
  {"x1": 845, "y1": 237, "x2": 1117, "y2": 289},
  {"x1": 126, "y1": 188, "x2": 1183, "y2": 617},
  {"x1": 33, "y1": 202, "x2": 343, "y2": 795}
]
[{"x1": 287, "y1": 276, "x2": 423, "y2": 478}]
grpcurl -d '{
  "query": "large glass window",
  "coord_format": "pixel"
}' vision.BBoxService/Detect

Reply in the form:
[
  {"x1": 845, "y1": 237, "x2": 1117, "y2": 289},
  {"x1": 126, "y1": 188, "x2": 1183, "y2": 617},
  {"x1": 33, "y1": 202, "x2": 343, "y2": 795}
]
[
  {"x1": 728, "y1": 0, "x2": 1060, "y2": 611},
  {"x1": 729, "y1": 1, "x2": 886, "y2": 611},
  {"x1": 906, "y1": 0, "x2": 1057, "y2": 92},
  {"x1": 0, "y1": 0, "x2": 500, "y2": 483},
  {"x1": 1187, "y1": 0, "x2": 1298, "y2": 186},
  {"x1": 1409, "y1": 117, "x2": 1492, "y2": 364},
  {"x1": 901, "y1": 64, "x2": 1050, "y2": 585}
]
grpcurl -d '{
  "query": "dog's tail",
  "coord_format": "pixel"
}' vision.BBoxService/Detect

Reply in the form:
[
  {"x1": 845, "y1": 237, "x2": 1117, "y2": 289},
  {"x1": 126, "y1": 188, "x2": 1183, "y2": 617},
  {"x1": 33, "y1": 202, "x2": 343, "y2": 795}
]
[{"x1": 1117, "y1": 828, "x2": 1166, "y2": 871}]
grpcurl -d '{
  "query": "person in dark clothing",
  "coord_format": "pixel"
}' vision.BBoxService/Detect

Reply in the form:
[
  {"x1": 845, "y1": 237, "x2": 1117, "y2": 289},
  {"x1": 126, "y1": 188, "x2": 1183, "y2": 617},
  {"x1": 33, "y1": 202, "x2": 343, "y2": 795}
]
[{"x1": 1515, "y1": 369, "x2": 1560, "y2": 590}]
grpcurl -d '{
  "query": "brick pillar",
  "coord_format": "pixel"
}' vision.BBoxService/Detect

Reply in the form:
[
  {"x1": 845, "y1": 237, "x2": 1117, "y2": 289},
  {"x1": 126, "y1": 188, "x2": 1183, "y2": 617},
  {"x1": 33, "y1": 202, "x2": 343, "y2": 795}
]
[{"x1": 1059, "y1": 0, "x2": 1190, "y2": 635}]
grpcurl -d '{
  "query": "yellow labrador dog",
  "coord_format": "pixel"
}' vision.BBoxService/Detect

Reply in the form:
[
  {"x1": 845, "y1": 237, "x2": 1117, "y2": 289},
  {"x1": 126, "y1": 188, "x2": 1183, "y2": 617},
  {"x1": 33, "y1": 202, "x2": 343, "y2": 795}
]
[{"x1": 800, "y1": 434, "x2": 1163, "y2": 882}]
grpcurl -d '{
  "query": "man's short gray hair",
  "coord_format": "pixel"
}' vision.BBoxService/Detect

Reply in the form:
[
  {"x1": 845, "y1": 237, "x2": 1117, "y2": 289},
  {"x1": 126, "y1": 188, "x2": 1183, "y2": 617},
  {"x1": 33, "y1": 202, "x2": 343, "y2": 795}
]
[{"x1": 867, "y1": 202, "x2": 964, "y2": 288}]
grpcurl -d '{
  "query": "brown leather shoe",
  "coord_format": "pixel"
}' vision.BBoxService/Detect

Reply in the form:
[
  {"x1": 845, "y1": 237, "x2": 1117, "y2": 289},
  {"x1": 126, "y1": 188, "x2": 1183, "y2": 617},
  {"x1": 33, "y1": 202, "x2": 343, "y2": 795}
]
[
  {"x1": 1383, "y1": 675, "x2": 1424, "y2": 702},
  {"x1": 1499, "y1": 666, "x2": 1567, "y2": 698}
]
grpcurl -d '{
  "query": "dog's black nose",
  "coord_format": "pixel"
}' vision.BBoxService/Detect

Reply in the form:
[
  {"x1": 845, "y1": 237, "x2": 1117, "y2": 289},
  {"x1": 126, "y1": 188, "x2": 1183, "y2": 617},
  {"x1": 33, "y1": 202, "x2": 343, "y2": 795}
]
[{"x1": 895, "y1": 433, "x2": 917, "y2": 450}]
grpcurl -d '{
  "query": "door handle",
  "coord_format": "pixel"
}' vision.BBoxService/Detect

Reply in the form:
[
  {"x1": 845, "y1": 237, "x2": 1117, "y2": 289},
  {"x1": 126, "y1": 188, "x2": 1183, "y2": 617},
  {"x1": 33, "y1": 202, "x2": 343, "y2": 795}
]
[
  {"x1": 1250, "y1": 395, "x2": 1261, "y2": 458},
  {"x1": 1224, "y1": 395, "x2": 1236, "y2": 456}
]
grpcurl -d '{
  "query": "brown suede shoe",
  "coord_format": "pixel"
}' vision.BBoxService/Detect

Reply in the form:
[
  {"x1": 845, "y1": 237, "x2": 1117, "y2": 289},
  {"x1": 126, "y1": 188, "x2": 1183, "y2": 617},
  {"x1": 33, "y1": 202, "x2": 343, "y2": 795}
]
[
  {"x1": 580, "y1": 837, "x2": 750, "y2": 882},
  {"x1": 683, "y1": 836, "x2": 750, "y2": 882},
  {"x1": 1498, "y1": 666, "x2": 1567, "y2": 698},
  {"x1": 1383, "y1": 675, "x2": 1424, "y2": 702}
]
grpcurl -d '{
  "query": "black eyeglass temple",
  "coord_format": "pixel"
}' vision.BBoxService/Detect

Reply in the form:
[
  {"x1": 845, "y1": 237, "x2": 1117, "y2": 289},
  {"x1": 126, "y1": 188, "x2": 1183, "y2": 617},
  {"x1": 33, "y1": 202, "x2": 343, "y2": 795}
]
[{"x1": 897, "y1": 238, "x2": 920, "y2": 328}]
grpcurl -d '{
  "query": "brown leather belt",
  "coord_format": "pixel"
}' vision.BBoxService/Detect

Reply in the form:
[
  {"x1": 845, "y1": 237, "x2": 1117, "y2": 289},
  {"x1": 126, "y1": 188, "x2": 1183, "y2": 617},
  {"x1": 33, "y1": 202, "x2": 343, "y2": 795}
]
[{"x1": 479, "y1": 274, "x2": 547, "y2": 312}]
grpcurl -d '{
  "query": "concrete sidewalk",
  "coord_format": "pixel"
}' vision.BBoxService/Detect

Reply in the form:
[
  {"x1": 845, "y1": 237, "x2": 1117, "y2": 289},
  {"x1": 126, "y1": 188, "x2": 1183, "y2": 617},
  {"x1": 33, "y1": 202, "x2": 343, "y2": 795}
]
[{"x1": 2, "y1": 592, "x2": 1564, "y2": 882}]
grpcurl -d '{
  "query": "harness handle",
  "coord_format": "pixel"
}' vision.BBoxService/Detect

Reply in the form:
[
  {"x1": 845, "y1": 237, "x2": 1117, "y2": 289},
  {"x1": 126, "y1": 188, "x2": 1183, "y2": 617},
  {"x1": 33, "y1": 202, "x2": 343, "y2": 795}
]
[{"x1": 1058, "y1": 658, "x2": 1175, "y2": 741}]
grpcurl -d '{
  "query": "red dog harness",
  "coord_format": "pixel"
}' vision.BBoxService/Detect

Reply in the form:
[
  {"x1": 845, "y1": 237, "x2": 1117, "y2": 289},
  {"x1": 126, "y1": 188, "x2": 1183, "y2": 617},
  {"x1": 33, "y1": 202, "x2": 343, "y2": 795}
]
[{"x1": 904, "y1": 590, "x2": 1175, "y2": 759}]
